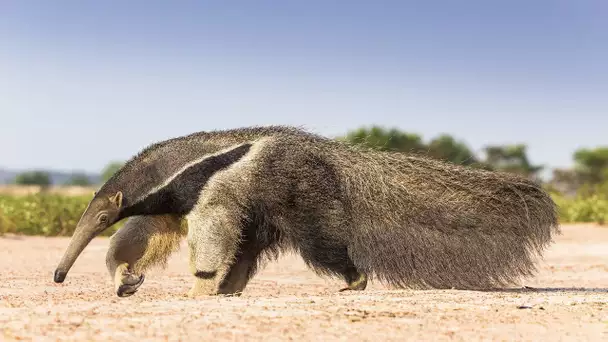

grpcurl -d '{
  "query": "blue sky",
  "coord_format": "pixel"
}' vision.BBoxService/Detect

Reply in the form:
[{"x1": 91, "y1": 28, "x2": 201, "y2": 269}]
[{"x1": 1, "y1": 1, "x2": 606, "y2": 177}]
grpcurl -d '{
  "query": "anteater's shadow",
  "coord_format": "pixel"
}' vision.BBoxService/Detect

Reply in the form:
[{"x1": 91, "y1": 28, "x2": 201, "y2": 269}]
[{"x1": 481, "y1": 286, "x2": 608, "y2": 293}]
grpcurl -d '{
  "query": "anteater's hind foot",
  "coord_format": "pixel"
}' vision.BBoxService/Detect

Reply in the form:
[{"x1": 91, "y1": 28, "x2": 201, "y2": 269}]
[{"x1": 339, "y1": 272, "x2": 368, "y2": 292}]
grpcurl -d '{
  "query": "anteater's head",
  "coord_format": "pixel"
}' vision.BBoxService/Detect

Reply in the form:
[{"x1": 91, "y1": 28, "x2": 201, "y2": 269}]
[{"x1": 53, "y1": 190, "x2": 124, "y2": 283}]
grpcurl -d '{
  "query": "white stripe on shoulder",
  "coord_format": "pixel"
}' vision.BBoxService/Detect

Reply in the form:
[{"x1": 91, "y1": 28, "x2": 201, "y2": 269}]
[{"x1": 132, "y1": 141, "x2": 258, "y2": 206}]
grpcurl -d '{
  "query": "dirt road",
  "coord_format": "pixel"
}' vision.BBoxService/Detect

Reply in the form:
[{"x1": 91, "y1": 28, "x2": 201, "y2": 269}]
[{"x1": 1, "y1": 224, "x2": 607, "y2": 341}]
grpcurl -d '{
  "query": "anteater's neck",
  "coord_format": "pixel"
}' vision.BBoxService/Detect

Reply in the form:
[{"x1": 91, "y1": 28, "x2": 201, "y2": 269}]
[{"x1": 108, "y1": 142, "x2": 253, "y2": 220}]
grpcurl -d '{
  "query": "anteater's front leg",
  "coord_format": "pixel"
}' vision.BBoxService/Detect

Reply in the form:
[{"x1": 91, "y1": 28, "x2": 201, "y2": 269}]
[
  {"x1": 106, "y1": 214, "x2": 184, "y2": 297},
  {"x1": 216, "y1": 252, "x2": 257, "y2": 296},
  {"x1": 186, "y1": 204, "x2": 243, "y2": 297},
  {"x1": 216, "y1": 228, "x2": 271, "y2": 296}
]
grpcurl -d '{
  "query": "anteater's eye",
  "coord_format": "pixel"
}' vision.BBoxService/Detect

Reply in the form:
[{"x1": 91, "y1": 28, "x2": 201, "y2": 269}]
[{"x1": 98, "y1": 214, "x2": 108, "y2": 224}]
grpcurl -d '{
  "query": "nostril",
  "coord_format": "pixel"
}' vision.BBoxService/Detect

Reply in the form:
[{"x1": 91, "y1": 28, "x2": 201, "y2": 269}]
[{"x1": 54, "y1": 270, "x2": 66, "y2": 283}]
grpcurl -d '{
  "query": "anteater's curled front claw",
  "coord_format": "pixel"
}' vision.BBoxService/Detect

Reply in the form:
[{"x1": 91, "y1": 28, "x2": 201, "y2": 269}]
[{"x1": 116, "y1": 273, "x2": 145, "y2": 297}]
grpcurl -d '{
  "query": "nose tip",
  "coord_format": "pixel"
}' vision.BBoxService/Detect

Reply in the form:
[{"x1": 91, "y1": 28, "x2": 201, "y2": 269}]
[{"x1": 54, "y1": 269, "x2": 66, "y2": 283}]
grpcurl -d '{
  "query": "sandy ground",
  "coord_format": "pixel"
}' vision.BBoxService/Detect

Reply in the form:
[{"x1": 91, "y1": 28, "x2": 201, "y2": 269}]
[{"x1": 1, "y1": 224, "x2": 607, "y2": 341}]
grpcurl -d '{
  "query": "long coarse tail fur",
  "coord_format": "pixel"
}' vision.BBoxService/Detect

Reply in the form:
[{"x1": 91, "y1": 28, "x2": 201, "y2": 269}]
[{"x1": 325, "y1": 142, "x2": 560, "y2": 290}]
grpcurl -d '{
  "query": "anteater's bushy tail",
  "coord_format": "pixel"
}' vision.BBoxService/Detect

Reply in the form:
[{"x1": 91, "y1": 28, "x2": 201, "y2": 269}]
[{"x1": 335, "y1": 146, "x2": 559, "y2": 290}]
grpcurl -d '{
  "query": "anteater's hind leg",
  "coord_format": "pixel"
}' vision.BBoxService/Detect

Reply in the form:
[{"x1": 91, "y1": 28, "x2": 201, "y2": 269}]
[
  {"x1": 299, "y1": 240, "x2": 368, "y2": 292},
  {"x1": 339, "y1": 266, "x2": 368, "y2": 292}
]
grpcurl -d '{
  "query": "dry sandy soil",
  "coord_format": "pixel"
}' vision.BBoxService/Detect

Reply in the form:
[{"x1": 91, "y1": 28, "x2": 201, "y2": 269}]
[{"x1": 1, "y1": 224, "x2": 607, "y2": 341}]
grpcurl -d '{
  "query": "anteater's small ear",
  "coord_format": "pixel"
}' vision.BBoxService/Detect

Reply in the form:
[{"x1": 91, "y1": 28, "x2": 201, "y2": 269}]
[{"x1": 109, "y1": 191, "x2": 123, "y2": 209}]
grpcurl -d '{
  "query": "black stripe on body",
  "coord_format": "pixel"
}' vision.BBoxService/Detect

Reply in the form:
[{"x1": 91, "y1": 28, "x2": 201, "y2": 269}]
[
  {"x1": 120, "y1": 143, "x2": 252, "y2": 218},
  {"x1": 194, "y1": 270, "x2": 217, "y2": 279}
]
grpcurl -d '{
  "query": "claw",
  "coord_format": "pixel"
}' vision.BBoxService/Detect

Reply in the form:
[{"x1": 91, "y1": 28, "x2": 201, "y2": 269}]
[
  {"x1": 339, "y1": 273, "x2": 368, "y2": 292},
  {"x1": 116, "y1": 274, "x2": 145, "y2": 297}
]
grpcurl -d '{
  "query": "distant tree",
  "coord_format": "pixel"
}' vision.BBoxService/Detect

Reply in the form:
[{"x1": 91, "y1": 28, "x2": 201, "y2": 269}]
[
  {"x1": 341, "y1": 126, "x2": 426, "y2": 153},
  {"x1": 572, "y1": 147, "x2": 608, "y2": 186},
  {"x1": 64, "y1": 173, "x2": 92, "y2": 186},
  {"x1": 341, "y1": 127, "x2": 486, "y2": 167},
  {"x1": 549, "y1": 168, "x2": 582, "y2": 196},
  {"x1": 340, "y1": 126, "x2": 545, "y2": 178},
  {"x1": 101, "y1": 161, "x2": 125, "y2": 182},
  {"x1": 13, "y1": 171, "x2": 52, "y2": 186},
  {"x1": 482, "y1": 144, "x2": 543, "y2": 179},
  {"x1": 426, "y1": 134, "x2": 479, "y2": 166}
]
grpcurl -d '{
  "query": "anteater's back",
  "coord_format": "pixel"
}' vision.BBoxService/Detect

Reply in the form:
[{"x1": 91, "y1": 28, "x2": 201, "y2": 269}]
[{"x1": 320, "y1": 140, "x2": 559, "y2": 289}]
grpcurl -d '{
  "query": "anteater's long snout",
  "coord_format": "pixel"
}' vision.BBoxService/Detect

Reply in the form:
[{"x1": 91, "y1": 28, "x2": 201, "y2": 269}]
[{"x1": 53, "y1": 226, "x2": 96, "y2": 284}]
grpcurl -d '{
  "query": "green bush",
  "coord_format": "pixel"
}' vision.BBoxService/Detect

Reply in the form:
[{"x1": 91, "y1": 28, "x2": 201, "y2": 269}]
[
  {"x1": 0, "y1": 193, "x2": 122, "y2": 236},
  {"x1": 552, "y1": 192, "x2": 608, "y2": 225}
]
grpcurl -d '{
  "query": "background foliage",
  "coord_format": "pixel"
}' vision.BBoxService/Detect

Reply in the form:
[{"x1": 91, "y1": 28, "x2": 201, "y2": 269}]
[
  {"x1": 13, "y1": 171, "x2": 52, "y2": 186},
  {"x1": 64, "y1": 172, "x2": 93, "y2": 186},
  {"x1": 0, "y1": 193, "x2": 123, "y2": 236}
]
